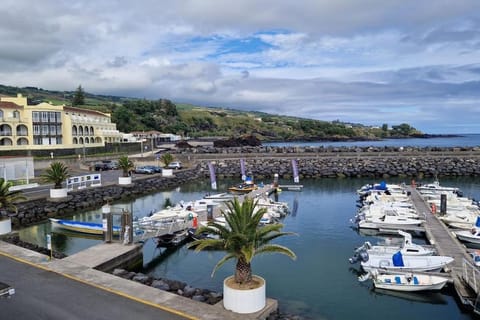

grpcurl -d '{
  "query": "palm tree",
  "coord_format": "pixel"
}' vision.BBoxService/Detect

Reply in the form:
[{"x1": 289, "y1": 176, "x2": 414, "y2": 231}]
[
  {"x1": 118, "y1": 156, "x2": 134, "y2": 177},
  {"x1": 189, "y1": 197, "x2": 296, "y2": 284},
  {"x1": 41, "y1": 162, "x2": 70, "y2": 189},
  {"x1": 0, "y1": 178, "x2": 26, "y2": 218}
]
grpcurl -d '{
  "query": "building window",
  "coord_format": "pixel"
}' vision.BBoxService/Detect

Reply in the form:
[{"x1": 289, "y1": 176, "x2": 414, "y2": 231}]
[
  {"x1": 32, "y1": 111, "x2": 40, "y2": 122},
  {"x1": 41, "y1": 112, "x2": 48, "y2": 122},
  {"x1": 0, "y1": 138, "x2": 12, "y2": 145},
  {"x1": 33, "y1": 125, "x2": 41, "y2": 135},
  {"x1": 17, "y1": 137, "x2": 28, "y2": 145},
  {"x1": 0, "y1": 124, "x2": 12, "y2": 136},
  {"x1": 16, "y1": 125, "x2": 28, "y2": 136}
]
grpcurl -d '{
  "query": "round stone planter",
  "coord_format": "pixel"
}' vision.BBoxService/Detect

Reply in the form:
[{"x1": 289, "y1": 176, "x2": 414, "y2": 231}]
[
  {"x1": 118, "y1": 176, "x2": 132, "y2": 185},
  {"x1": 0, "y1": 217, "x2": 12, "y2": 235},
  {"x1": 50, "y1": 188, "x2": 68, "y2": 198},
  {"x1": 223, "y1": 275, "x2": 266, "y2": 314}
]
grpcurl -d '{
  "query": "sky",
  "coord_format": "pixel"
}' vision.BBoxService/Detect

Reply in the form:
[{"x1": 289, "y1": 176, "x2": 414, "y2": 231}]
[{"x1": 1, "y1": 1, "x2": 480, "y2": 134}]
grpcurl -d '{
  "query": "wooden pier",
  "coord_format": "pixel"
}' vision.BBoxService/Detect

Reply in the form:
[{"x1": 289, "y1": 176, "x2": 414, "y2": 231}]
[{"x1": 407, "y1": 186, "x2": 480, "y2": 312}]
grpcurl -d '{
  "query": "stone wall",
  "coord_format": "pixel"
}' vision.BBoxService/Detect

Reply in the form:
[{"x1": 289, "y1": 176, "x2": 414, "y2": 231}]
[{"x1": 199, "y1": 155, "x2": 480, "y2": 180}]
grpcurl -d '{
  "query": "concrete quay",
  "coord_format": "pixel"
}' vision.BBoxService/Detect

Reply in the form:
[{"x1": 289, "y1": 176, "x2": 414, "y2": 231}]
[{"x1": 0, "y1": 240, "x2": 278, "y2": 320}]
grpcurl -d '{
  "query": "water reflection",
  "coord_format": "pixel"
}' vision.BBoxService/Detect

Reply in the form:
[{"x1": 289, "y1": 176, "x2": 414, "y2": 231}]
[{"x1": 371, "y1": 288, "x2": 448, "y2": 305}]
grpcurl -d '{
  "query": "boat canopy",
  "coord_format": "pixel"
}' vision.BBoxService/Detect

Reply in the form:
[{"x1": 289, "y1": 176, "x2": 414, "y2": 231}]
[{"x1": 392, "y1": 251, "x2": 404, "y2": 267}]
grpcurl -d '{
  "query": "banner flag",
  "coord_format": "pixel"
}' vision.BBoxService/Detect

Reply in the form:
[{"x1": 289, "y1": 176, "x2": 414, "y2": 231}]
[
  {"x1": 292, "y1": 159, "x2": 300, "y2": 183},
  {"x1": 208, "y1": 162, "x2": 217, "y2": 190},
  {"x1": 240, "y1": 159, "x2": 246, "y2": 181}
]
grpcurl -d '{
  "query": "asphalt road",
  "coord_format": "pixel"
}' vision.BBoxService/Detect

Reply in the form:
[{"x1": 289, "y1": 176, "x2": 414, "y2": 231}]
[{"x1": 0, "y1": 255, "x2": 188, "y2": 320}]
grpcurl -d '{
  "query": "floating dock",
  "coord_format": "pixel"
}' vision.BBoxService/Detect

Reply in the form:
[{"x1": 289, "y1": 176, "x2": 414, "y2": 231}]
[{"x1": 407, "y1": 186, "x2": 480, "y2": 312}]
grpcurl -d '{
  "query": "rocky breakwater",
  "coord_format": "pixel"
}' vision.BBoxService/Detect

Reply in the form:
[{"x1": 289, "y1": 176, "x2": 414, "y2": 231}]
[
  {"x1": 191, "y1": 147, "x2": 480, "y2": 180},
  {"x1": 11, "y1": 169, "x2": 201, "y2": 228}
]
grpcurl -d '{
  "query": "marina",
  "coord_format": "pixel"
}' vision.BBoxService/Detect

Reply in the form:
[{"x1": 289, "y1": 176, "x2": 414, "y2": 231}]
[{"x1": 14, "y1": 177, "x2": 480, "y2": 319}]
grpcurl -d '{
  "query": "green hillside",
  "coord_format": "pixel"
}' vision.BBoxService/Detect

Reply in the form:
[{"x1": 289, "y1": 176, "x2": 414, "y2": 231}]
[{"x1": 0, "y1": 84, "x2": 422, "y2": 141}]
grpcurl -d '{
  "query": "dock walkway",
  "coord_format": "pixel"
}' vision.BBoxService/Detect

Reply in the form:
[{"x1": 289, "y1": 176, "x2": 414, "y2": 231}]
[{"x1": 408, "y1": 186, "x2": 479, "y2": 308}]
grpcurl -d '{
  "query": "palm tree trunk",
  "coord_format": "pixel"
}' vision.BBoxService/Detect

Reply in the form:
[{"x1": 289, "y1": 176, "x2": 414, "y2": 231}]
[{"x1": 235, "y1": 257, "x2": 252, "y2": 284}]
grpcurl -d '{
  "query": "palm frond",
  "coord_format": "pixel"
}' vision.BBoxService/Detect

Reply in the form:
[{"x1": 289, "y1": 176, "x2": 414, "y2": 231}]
[
  {"x1": 211, "y1": 253, "x2": 236, "y2": 277},
  {"x1": 255, "y1": 244, "x2": 297, "y2": 260}
]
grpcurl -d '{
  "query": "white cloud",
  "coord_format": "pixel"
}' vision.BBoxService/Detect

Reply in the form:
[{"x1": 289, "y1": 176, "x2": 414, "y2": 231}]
[{"x1": 1, "y1": 0, "x2": 480, "y2": 133}]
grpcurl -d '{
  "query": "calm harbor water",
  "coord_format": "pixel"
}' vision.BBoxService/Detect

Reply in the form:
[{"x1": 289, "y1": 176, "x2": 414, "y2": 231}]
[{"x1": 19, "y1": 176, "x2": 480, "y2": 320}]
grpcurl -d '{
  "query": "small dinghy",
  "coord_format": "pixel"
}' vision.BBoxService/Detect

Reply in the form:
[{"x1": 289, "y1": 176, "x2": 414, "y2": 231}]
[{"x1": 359, "y1": 270, "x2": 449, "y2": 292}]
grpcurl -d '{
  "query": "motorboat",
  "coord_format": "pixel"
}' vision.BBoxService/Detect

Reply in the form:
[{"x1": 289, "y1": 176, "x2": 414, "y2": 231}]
[
  {"x1": 355, "y1": 230, "x2": 435, "y2": 256},
  {"x1": 156, "y1": 229, "x2": 190, "y2": 247},
  {"x1": 454, "y1": 227, "x2": 480, "y2": 245},
  {"x1": 359, "y1": 270, "x2": 449, "y2": 292},
  {"x1": 350, "y1": 250, "x2": 454, "y2": 272},
  {"x1": 228, "y1": 182, "x2": 257, "y2": 193},
  {"x1": 50, "y1": 218, "x2": 121, "y2": 236},
  {"x1": 356, "y1": 213, "x2": 423, "y2": 230},
  {"x1": 203, "y1": 192, "x2": 236, "y2": 202},
  {"x1": 416, "y1": 181, "x2": 461, "y2": 196}
]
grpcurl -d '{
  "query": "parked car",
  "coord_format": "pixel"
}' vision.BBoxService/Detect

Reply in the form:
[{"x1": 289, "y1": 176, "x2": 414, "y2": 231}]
[
  {"x1": 167, "y1": 161, "x2": 182, "y2": 169},
  {"x1": 93, "y1": 162, "x2": 109, "y2": 171},
  {"x1": 144, "y1": 165, "x2": 163, "y2": 173},
  {"x1": 93, "y1": 160, "x2": 119, "y2": 171},
  {"x1": 134, "y1": 166, "x2": 154, "y2": 174},
  {"x1": 0, "y1": 282, "x2": 15, "y2": 298}
]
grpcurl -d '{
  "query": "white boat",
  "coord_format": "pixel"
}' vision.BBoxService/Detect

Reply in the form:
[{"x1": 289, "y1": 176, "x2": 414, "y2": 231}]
[
  {"x1": 417, "y1": 181, "x2": 460, "y2": 195},
  {"x1": 357, "y1": 213, "x2": 423, "y2": 230},
  {"x1": 356, "y1": 230, "x2": 435, "y2": 256},
  {"x1": 50, "y1": 218, "x2": 121, "y2": 236},
  {"x1": 454, "y1": 227, "x2": 480, "y2": 245},
  {"x1": 359, "y1": 270, "x2": 449, "y2": 292},
  {"x1": 351, "y1": 250, "x2": 454, "y2": 272},
  {"x1": 203, "y1": 192, "x2": 236, "y2": 202}
]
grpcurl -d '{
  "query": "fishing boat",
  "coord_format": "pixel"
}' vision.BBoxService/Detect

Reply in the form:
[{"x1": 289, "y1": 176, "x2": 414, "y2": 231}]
[
  {"x1": 50, "y1": 218, "x2": 121, "y2": 236},
  {"x1": 359, "y1": 270, "x2": 449, "y2": 292}
]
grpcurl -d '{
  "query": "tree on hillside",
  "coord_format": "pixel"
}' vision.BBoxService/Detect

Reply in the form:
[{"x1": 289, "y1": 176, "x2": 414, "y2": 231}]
[{"x1": 72, "y1": 85, "x2": 85, "y2": 106}]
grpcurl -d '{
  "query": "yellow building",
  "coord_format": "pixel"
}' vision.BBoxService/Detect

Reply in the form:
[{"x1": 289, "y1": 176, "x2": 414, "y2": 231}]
[{"x1": 0, "y1": 94, "x2": 122, "y2": 150}]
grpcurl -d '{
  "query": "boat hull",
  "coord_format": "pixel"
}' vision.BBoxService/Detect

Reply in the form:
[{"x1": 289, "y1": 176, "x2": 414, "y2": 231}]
[
  {"x1": 455, "y1": 231, "x2": 480, "y2": 244},
  {"x1": 373, "y1": 274, "x2": 449, "y2": 292},
  {"x1": 361, "y1": 255, "x2": 454, "y2": 272},
  {"x1": 50, "y1": 218, "x2": 121, "y2": 236}
]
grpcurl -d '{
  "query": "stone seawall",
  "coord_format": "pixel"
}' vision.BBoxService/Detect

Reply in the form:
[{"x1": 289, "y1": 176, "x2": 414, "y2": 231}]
[
  {"x1": 198, "y1": 154, "x2": 480, "y2": 179},
  {"x1": 11, "y1": 150, "x2": 480, "y2": 228}
]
